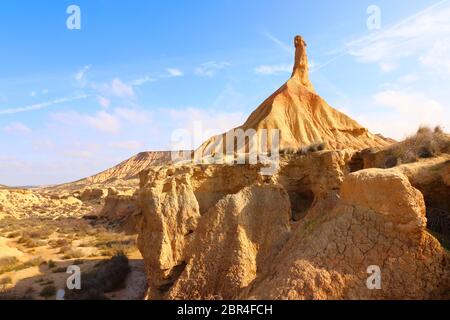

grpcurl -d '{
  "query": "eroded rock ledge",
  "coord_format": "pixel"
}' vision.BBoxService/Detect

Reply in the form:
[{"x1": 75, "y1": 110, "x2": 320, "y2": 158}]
[{"x1": 136, "y1": 151, "x2": 450, "y2": 300}]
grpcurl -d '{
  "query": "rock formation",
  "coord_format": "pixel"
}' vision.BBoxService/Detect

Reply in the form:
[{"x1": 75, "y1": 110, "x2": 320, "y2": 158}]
[
  {"x1": 137, "y1": 152, "x2": 450, "y2": 299},
  {"x1": 135, "y1": 35, "x2": 449, "y2": 300},
  {"x1": 195, "y1": 36, "x2": 389, "y2": 160}
]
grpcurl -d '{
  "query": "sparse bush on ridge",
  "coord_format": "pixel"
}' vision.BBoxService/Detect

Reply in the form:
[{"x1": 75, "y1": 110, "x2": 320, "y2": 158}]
[
  {"x1": 280, "y1": 142, "x2": 326, "y2": 156},
  {"x1": 383, "y1": 126, "x2": 450, "y2": 168}
]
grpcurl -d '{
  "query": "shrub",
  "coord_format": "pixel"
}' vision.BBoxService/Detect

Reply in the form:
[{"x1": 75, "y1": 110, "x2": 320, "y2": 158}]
[
  {"x1": 280, "y1": 148, "x2": 297, "y2": 155},
  {"x1": 62, "y1": 249, "x2": 84, "y2": 260},
  {"x1": 48, "y1": 238, "x2": 70, "y2": 249},
  {"x1": 6, "y1": 231, "x2": 21, "y2": 238},
  {"x1": 40, "y1": 285, "x2": 56, "y2": 298},
  {"x1": 52, "y1": 267, "x2": 67, "y2": 274},
  {"x1": 66, "y1": 252, "x2": 130, "y2": 300},
  {"x1": 383, "y1": 126, "x2": 450, "y2": 167},
  {"x1": 0, "y1": 276, "x2": 12, "y2": 287}
]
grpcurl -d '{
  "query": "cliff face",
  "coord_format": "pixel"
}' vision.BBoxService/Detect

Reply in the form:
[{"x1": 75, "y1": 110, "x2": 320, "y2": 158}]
[
  {"x1": 195, "y1": 36, "x2": 389, "y2": 159},
  {"x1": 80, "y1": 151, "x2": 174, "y2": 184},
  {"x1": 137, "y1": 153, "x2": 450, "y2": 300}
]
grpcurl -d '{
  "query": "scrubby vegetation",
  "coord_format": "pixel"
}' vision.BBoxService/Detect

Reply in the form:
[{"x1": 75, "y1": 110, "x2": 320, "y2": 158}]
[
  {"x1": 0, "y1": 257, "x2": 43, "y2": 275},
  {"x1": 0, "y1": 214, "x2": 141, "y2": 300},
  {"x1": 39, "y1": 284, "x2": 56, "y2": 298},
  {"x1": 280, "y1": 142, "x2": 326, "y2": 156},
  {"x1": 65, "y1": 252, "x2": 130, "y2": 300},
  {"x1": 383, "y1": 126, "x2": 450, "y2": 168}
]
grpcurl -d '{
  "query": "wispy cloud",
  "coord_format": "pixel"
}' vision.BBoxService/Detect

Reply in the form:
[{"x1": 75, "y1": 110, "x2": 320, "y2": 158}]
[
  {"x1": 0, "y1": 94, "x2": 90, "y2": 115},
  {"x1": 346, "y1": 0, "x2": 450, "y2": 70},
  {"x1": 108, "y1": 140, "x2": 143, "y2": 151},
  {"x1": 356, "y1": 89, "x2": 449, "y2": 140},
  {"x1": 262, "y1": 32, "x2": 293, "y2": 55},
  {"x1": 131, "y1": 76, "x2": 157, "y2": 86},
  {"x1": 75, "y1": 65, "x2": 91, "y2": 85},
  {"x1": 3, "y1": 122, "x2": 32, "y2": 135},
  {"x1": 94, "y1": 78, "x2": 135, "y2": 98},
  {"x1": 96, "y1": 95, "x2": 110, "y2": 108},
  {"x1": 374, "y1": 90, "x2": 444, "y2": 113},
  {"x1": 166, "y1": 68, "x2": 184, "y2": 77},
  {"x1": 254, "y1": 64, "x2": 291, "y2": 75},
  {"x1": 194, "y1": 61, "x2": 231, "y2": 77},
  {"x1": 52, "y1": 107, "x2": 150, "y2": 134}
]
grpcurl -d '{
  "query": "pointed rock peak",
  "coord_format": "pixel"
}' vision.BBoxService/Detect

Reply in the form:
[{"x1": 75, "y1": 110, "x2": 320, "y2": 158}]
[{"x1": 291, "y1": 35, "x2": 315, "y2": 92}]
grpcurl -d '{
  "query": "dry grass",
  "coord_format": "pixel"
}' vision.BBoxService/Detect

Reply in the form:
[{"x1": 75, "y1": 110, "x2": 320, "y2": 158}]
[
  {"x1": 384, "y1": 126, "x2": 450, "y2": 168},
  {"x1": 280, "y1": 142, "x2": 326, "y2": 156},
  {"x1": 0, "y1": 257, "x2": 44, "y2": 275}
]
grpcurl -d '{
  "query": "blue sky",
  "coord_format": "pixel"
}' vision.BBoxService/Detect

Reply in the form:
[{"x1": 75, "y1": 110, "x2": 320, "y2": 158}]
[{"x1": 1, "y1": 0, "x2": 450, "y2": 185}]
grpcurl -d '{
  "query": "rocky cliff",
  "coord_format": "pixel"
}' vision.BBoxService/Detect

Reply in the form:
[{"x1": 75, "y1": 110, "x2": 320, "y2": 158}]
[
  {"x1": 137, "y1": 152, "x2": 450, "y2": 299},
  {"x1": 77, "y1": 151, "x2": 175, "y2": 184}
]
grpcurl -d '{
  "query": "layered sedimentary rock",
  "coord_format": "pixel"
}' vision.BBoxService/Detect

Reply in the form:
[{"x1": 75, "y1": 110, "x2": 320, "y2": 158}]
[
  {"x1": 195, "y1": 36, "x2": 388, "y2": 160},
  {"x1": 76, "y1": 151, "x2": 174, "y2": 184},
  {"x1": 137, "y1": 153, "x2": 450, "y2": 299},
  {"x1": 0, "y1": 188, "x2": 87, "y2": 219}
]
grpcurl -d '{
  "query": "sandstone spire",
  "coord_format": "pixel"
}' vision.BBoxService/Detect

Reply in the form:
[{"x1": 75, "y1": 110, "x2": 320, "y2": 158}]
[
  {"x1": 290, "y1": 35, "x2": 315, "y2": 92},
  {"x1": 194, "y1": 35, "x2": 389, "y2": 155}
]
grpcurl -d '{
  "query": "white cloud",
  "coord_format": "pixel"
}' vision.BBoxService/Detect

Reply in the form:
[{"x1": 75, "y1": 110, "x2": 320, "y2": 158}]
[
  {"x1": 262, "y1": 32, "x2": 293, "y2": 55},
  {"x1": 0, "y1": 94, "x2": 90, "y2": 115},
  {"x1": 167, "y1": 68, "x2": 184, "y2": 77},
  {"x1": 85, "y1": 111, "x2": 121, "y2": 134},
  {"x1": 254, "y1": 64, "x2": 291, "y2": 75},
  {"x1": 131, "y1": 76, "x2": 157, "y2": 86},
  {"x1": 52, "y1": 107, "x2": 150, "y2": 134},
  {"x1": 109, "y1": 78, "x2": 135, "y2": 98},
  {"x1": 3, "y1": 122, "x2": 32, "y2": 135},
  {"x1": 380, "y1": 62, "x2": 398, "y2": 72},
  {"x1": 374, "y1": 90, "x2": 444, "y2": 113},
  {"x1": 346, "y1": 2, "x2": 450, "y2": 70},
  {"x1": 398, "y1": 74, "x2": 418, "y2": 84},
  {"x1": 419, "y1": 39, "x2": 450, "y2": 74},
  {"x1": 97, "y1": 95, "x2": 110, "y2": 108},
  {"x1": 194, "y1": 61, "x2": 231, "y2": 77},
  {"x1": 114, "y1": 107, "x2": 150, "y2": 124},
  {"x1": 109, "y1": 140, "x2": 143, "y2": 151},
  {"x1": 94, "y1": 78, "x2": 135, "y2": 98},
  {"x1": 358, "y1": 90, "x2": 450, "y2": 139},
  {"x1": 75, "y1": 65, "x2": 91, "y2": 84}
]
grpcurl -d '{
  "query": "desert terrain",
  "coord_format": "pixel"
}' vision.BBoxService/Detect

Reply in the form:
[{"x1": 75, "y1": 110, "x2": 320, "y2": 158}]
[{"x1": 1, "y1": 36, "x2": 449, "y2": 300}]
